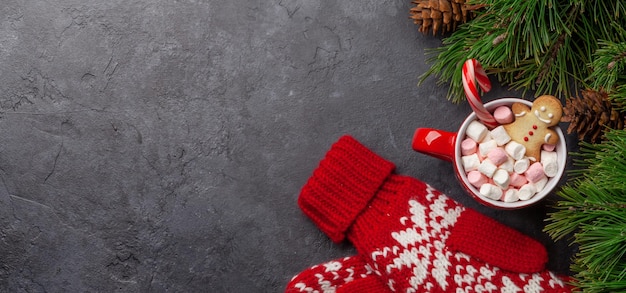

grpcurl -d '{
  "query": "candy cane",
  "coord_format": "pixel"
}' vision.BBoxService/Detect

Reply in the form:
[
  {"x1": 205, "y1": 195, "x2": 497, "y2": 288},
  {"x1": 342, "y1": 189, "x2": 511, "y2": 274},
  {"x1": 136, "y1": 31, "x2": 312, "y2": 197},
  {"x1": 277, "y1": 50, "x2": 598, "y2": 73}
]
[{"x1": 462, "y1": 59, "x2": 498, "y2": 128}]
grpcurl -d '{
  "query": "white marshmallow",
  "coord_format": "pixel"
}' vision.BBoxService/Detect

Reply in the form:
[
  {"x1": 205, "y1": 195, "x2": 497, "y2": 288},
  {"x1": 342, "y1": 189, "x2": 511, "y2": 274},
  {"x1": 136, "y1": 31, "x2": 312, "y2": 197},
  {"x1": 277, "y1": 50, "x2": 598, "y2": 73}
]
[
  {"x1": 490, "y1": 126, "x2": 511, "y2": 146},
  {"x1": 505, "y1": 141, "x2": 526, "y2": 160},
  {"x1": 503, "y1": 189, "x2": 519, "y2": 203},
  {"x1": 541, "y1": 150, "x2": 559, "y2": 177},
  {"x1": 518, "y1": 184, "x2": 537, "y2": 200},
  {"x1": 478, "y1": 159, "x2": 498, "y2": 178},
  {"x1": 480, "y1": 132, "x2": 493, "y2": 143},
  {"x1": 500, "y1": 157, "x2": 514, "y2": 173},
  {"x1": 493, "y1": 169, "x2": 510, "y2": 189},
  {"x1": 466, "y1": 121, "x2": 488, "y2": 142},
  {"x1": 514, "y1": 157, "x2": 530, "y2": 174},
  {"x1": 462, "y1": 154, "x2": 481, "y2": 172},
  {"x1": 479, "y1": 183, "x2": 503, "y2": 200},
  {"x1": 479, "y1": 140, "x2": 498, "y2": 157},
  {"x1": 532, "y1": 176, "x2": 549, "y2": 192}
]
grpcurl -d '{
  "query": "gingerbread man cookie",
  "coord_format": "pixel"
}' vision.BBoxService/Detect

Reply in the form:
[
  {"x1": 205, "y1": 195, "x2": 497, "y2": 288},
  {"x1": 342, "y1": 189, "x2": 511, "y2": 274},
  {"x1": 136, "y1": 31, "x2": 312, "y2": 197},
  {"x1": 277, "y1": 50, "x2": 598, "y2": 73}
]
[{"x1": 503, "y1": 95, "x2": 562, "y2": 161}]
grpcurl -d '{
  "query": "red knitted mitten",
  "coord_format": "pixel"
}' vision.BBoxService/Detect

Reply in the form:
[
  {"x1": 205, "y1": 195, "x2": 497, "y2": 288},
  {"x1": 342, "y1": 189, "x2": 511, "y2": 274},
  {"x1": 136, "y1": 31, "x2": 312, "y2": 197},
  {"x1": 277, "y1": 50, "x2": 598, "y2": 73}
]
[
  {"x1": 285, "y1": 255, "x2": 390, "y2": 293},
  {"x1": 298, "y1": 135, "x2": 573, "y2": 292}
]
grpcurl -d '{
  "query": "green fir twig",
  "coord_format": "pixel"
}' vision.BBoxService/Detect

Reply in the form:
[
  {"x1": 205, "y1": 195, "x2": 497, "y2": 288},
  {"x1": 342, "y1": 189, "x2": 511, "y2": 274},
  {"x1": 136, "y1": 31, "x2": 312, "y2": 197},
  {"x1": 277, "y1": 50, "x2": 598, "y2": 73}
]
[
  {"x1": 587, "y1": 23, "x2": 626, "y2": 110},
  {"x1": 545, "y1": 129, "x2": 626, "y2": 292},
  {"x1": 419, "y1": 0, "x2": 626, "y2": 103}
]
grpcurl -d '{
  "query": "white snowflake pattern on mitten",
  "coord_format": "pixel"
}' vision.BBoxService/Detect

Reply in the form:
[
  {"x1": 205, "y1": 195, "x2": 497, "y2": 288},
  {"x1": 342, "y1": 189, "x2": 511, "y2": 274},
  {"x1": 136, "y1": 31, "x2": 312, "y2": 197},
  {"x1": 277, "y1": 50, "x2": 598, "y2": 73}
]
[{"x1": 368, "y1": 184, "x2": 568, "y2": 293}]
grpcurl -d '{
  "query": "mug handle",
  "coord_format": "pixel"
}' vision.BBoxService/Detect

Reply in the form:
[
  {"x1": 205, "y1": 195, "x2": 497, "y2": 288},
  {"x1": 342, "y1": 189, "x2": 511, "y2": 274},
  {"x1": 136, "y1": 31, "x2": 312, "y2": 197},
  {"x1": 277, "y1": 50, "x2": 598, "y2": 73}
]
[{"x1": 412, "y1": 128, "x2": 457, "y2": 162}]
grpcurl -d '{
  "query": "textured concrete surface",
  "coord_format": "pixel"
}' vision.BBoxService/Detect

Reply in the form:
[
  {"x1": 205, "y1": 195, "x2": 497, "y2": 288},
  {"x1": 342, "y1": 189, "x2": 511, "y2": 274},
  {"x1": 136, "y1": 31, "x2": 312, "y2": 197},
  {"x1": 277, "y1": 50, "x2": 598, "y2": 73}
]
[{"x1": 0, "y1": 1, "x2": 575, "y2": 292}]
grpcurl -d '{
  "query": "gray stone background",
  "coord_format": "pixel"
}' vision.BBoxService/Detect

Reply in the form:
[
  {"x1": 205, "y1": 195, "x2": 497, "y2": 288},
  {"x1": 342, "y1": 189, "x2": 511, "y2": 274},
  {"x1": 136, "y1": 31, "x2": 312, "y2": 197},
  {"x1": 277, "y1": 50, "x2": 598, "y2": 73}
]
[{"x1": 0, "y1": 1, "x2": 576, "y2": 292}]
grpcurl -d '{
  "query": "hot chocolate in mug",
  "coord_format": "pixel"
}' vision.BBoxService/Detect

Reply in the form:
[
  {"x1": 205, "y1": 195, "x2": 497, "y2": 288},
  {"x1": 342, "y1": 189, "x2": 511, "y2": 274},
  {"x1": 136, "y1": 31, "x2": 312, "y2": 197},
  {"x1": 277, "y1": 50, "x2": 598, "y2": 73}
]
[{"x1": 412, "y1": 98, "x2": 566, "y2": 209}]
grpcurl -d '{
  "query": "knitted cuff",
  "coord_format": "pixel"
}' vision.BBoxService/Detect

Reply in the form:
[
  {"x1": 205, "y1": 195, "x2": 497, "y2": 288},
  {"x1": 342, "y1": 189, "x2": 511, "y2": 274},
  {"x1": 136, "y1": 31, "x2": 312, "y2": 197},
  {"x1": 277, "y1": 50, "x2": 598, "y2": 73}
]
[{"x1": 298, "y1": 135, "x2": 396, "y2": 243}]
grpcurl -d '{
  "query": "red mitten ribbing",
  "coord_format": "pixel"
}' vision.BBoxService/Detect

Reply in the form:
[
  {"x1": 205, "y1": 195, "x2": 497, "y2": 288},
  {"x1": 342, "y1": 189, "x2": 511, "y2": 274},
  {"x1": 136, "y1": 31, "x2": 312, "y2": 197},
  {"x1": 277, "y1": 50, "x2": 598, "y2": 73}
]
[
  {"x1": 298, "y1": 135, "x2": 572, "y2": 292},
  {"x1": 298, "y1": 135, "x2": 395, "y2": 243}
]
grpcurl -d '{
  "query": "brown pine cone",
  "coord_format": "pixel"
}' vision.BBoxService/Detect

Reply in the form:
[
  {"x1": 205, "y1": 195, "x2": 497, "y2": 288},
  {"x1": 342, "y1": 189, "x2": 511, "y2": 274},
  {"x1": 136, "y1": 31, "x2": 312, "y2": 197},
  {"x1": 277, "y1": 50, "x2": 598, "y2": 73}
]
[
  {"x1": 561, "y1": 89, "x2": 626, "y2": 143},
  {"x1": 409, "y1": 0, "x2": 479, "y2": 35}
]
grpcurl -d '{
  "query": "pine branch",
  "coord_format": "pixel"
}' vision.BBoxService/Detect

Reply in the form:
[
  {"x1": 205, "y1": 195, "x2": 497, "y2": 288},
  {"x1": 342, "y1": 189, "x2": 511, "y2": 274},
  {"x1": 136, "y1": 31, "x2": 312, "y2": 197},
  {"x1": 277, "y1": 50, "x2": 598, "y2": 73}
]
[
  {"x1": 420, "y1": 0, "x2": 626, "y2": 103},
  {"x1": 588, "y1": 24, "x2": 626, "y2": 90},
  {"x1": 545, "y1": 129, "x2": 626, "y2": 292},
  {"x1": 586, "y1": 23, "x2": 626, "y2": 116}
]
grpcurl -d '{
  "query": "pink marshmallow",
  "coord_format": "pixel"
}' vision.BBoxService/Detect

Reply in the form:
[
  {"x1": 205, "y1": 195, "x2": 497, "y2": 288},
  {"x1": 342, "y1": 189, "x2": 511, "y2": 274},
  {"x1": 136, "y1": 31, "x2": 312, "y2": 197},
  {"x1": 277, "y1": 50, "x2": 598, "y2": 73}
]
[
  {"x1": 525, "y1": 162, "x2": 546, "y2": 183},
  {"x1": 467, "y1": 170, "x2": 488, "y2": 188},
  {"x1": 461, "y1": 138, "x2": 478, "y2": 156},
  {"x1": 542, "y1": 144, "x2": 556, "y2": 152},
  {"x1": 509, "y1": 173, "x2": 528, "y2": 188},
  {"x1": 487, "y1": 148, "x2": 508, "y2": 166},
  {"x1": 494, "y1": 106, "x2": 514, "y2": 124}
]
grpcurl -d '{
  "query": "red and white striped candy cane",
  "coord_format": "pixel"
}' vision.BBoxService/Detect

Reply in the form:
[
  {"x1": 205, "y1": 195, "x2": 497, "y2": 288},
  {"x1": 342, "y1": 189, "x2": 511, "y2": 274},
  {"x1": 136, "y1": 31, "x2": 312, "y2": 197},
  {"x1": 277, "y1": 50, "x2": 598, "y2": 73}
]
[{"x1": 462, "y1": 59, "x2": 498, "y2": 128}]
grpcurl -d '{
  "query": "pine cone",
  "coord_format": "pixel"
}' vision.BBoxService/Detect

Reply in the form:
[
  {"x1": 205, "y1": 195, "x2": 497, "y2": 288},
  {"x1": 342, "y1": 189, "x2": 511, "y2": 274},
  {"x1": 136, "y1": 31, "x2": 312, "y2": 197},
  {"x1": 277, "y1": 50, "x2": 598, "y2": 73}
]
[
  {"x1": 409, "y1": 0, "x2": 477, "y2": 35},
  {"x1": 561, "y1": 89, "x2": 626, "y2": 143}
]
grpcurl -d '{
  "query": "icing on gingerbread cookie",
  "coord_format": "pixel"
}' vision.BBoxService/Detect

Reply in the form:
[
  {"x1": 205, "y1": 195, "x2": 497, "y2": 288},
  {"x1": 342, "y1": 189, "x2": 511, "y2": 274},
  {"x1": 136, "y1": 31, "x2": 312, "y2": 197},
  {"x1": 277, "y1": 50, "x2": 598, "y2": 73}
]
[{"x1": 503, "y1": 95, "x2": 562, "y2": 161}]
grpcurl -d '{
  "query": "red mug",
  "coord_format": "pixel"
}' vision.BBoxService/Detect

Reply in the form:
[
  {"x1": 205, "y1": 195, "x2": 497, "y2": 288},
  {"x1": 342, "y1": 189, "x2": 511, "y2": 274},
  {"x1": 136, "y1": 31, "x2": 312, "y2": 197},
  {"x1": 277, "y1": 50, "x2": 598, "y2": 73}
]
[{"x1": 412, "y1": 98, "x2": 567, "y2": 209}]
